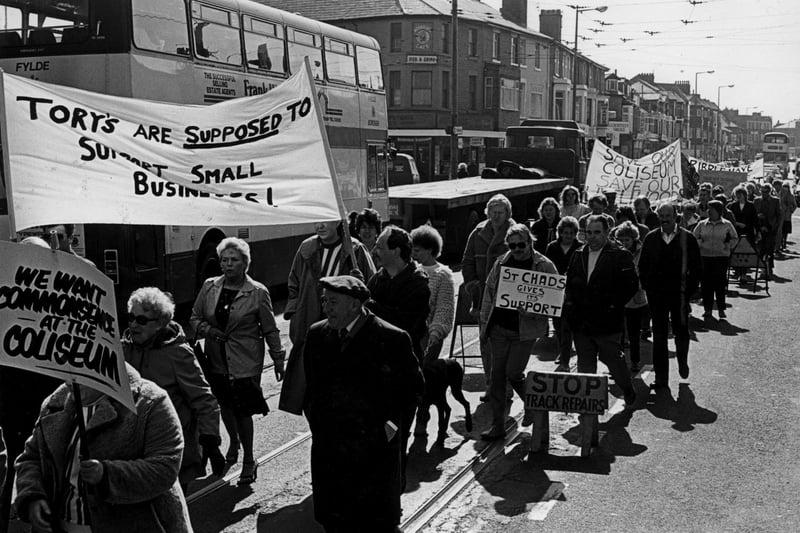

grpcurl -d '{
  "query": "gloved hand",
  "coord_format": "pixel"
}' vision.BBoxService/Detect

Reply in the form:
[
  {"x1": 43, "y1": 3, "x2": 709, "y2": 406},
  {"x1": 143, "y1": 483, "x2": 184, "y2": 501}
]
[{"x1": 199, "y1": 434, "x2": 225, "y2": 476}]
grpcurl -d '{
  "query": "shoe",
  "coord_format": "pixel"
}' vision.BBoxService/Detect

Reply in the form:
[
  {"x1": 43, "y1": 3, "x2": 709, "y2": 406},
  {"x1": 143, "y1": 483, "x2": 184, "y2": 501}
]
[
  {"x1": 630, "y1": 362, "x2": 639, "y2": 373},
  {"x1": 521, "y1": 409, "x2": 535, "y2": 427},
  {"x1": 679, "y1": 361, "x2": 690, "y2": 379},
  {"x1": 623, "y1": 387, "x2": 637, "y2": 407},
  {"x1": 238, "y1": 461, "x2": 258, "y2": 485},
  {"x1": 649, "y1": 381, "x2": 668, "y2": 391},
  {"x1": 718, "y1": 310, "x2": 727, "y2": 319},
  {"x1": 702, "y1": 311, "x2": 713, "y2": 319},
  {"x1": 480, "y1": 428, "x2": 506, "y2": 441},
  {"x1": 554, "y1": 363, "x2": 570, "y2": 373},
  {"x1": 640, "y1": 328, "x2": 652, "y2": 340},
  {"x1": 479, "y1": 394, "x2": 489, "y2": 403}
]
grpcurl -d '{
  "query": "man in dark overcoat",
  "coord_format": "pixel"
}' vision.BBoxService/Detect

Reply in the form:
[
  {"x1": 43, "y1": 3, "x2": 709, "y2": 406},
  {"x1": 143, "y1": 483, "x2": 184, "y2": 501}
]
[
  {"x1": 304, "y1": 275, "x2": 424, "y2": 533},
  {"x1": 639, "y1": 202, "x2": 702, "y2": 390}
]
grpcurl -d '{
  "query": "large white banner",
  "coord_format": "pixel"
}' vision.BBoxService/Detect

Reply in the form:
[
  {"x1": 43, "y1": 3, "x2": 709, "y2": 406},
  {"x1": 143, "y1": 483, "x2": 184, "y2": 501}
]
[
  {"x1": 1, "y1": 63, "x2": 341, "y2": 233},
  {"x1": 0, "y1": 241, "x2": 134, "y2": 411},
  {"x1": 586, "y1": 140, "x2": 682, "y2": 205},
  {"x1": 688, "y1": 157, "x2": 753, "y2": 174}
]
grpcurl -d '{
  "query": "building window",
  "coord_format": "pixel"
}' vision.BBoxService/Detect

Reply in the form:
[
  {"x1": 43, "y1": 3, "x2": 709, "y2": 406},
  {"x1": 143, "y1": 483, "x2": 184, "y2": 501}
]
[
  {"x1": 484, "y1": 76, "x2": 494, "y2": 109},
  {"x1": 442, "y1": 22, "x2": 449, "y2": 53},
  {"x1": 555, "y1": 49, "x2": 562, "y2": 77},
  {"x1": 469, "y1": 75, "x2": 477, "y2": 110},
  {"x1": 411, "y1": 71, "x2": 432, "y2": 106},
  {"x1": 519, "y1": 80, "x2": 527, "y2": 116},
  {"x1": 531, "y1": 92, "x2": 543, "y2": 118},
  {"x1": 586, "y1": 99, "x2": 593, "y2": 126},
  {"x1": 534, "y1": 43, "x2": 541, "y2": 69},
  {"x1": 500, "y1": 78, "x2": 519, "y2": 111},
  {"x1": 468, "y1": 28, "x2": 477, "y2": 56},
  {"x1": 442, "y1": 71, "x2": 450, "y2": 109},
  {"x1": 576, "y1": 95, "x2": 583, "y2": 122},
  {"x1": 510, "y1": 36, "x2": 518, "y2": 65},
  {"x1": 390, "y1": 22, "x2": 402, "y2": 52},
  {"x1": 519, "y1": 38, "x2": 526, "y2": 66},
  {"x1": 492, "y1": 31, "x2": 500, "y2": 60},
  {"x1": 389, "y1": 71, "x2": 401, "y2": 107},
  {"x1": 555, "y1": 90, "x2": 565, "y2": 119}
]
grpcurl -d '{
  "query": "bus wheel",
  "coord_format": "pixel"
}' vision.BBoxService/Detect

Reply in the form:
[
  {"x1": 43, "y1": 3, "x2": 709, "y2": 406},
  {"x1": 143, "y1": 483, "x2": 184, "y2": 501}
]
[{"x1": 197, "y1": 243, "x2": 222, "y2": 284}]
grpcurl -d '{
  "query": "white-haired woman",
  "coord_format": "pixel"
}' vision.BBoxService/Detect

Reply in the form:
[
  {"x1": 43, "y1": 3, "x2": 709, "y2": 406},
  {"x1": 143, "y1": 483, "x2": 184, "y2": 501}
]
[
  {"x1": 124, "y1": 287, "x2": 223, "y2": 491},
  {"x1": 191, "y1": 237, "x2": 285, "y2": 484}
]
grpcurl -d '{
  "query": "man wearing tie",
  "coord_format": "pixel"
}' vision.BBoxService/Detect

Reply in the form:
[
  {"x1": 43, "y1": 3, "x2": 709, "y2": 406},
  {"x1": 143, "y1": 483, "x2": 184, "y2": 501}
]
[{"x1": 303, "y1": 276, "x2": 424, "y2": 533}]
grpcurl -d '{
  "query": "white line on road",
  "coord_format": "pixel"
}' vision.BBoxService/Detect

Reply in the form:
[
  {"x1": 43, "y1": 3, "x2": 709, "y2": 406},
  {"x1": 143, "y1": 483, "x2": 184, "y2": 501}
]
[{"x1": 526, "y1": 482, "x2": 568, "y2": 521}]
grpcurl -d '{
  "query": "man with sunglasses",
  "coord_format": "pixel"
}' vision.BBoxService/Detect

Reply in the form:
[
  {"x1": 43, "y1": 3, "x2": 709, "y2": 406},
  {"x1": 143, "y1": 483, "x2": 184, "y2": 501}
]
[{"x1": 563, "y1": 215, "x2": 639, "y2": 408}]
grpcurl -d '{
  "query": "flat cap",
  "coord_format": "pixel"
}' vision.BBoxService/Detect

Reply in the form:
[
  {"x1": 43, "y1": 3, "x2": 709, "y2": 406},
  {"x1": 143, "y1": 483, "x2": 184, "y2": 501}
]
[{"x1": 319, "y1": 275, "x2": 370, "y2": 301}]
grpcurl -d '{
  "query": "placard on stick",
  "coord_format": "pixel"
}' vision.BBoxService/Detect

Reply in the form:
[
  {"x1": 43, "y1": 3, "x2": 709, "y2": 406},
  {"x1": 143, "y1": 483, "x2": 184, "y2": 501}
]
[
  {"x1": 495, "y1": 266, "x2": 565, "y2": 317},
  {"x1": 0, "y1": 241, "x2": 134, "y2": 411}
]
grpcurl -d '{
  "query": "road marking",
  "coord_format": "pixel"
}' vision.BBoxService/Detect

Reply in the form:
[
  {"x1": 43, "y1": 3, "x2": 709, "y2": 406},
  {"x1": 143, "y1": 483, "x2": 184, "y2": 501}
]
[{"x1": 527, "y1": 482, "x2": 568, "y2": 521}]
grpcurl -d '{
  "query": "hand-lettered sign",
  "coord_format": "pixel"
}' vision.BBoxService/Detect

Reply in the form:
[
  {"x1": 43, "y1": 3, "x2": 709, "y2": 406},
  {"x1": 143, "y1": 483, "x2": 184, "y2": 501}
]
[
  {"x1": 495, "y1": 266, "x2": 565, "y2": 317},
  {"x1": 0, "y1": 241, "x2": 134, "y2": 411},
  {"x1": 1, "y1": 61, "x2": 340, "y2": 234}
]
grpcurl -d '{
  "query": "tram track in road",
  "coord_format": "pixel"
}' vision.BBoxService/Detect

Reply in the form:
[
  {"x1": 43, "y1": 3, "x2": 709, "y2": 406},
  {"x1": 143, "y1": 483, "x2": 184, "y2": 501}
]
[{"x1": 186, "y1": 431, "x2": 312, "y2": 504}]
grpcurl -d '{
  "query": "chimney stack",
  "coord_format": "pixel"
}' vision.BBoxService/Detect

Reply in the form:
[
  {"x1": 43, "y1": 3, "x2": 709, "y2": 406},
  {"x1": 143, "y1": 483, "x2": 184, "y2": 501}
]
[
  {"x1": 539, "y1": 9, "x2": 562, "y2": 42},
  {"x1": 501, "y1": 0, "x2": 528, "y2": 27}
]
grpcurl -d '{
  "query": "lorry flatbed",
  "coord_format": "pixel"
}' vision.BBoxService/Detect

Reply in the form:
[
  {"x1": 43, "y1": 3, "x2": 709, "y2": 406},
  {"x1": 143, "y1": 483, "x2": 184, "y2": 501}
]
[
  {"x1": 389, "y1": 176, "x2": 568, "y2": 209},
  {"x1": 388, "y1": 176, "x2": 568, "y2": 257}
]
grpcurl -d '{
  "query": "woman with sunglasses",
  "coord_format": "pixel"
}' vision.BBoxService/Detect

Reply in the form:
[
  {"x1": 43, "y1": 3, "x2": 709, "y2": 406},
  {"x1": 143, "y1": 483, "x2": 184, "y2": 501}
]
[
  {"x1": 191, "y1": 237, "x2": 285, "y2": 485},
  {"x1": 123, "y1": 287, "x2": 223, "y2": 492},
  {"x1": 478, "y1": 224, "x2": 557, "y2": 440}
]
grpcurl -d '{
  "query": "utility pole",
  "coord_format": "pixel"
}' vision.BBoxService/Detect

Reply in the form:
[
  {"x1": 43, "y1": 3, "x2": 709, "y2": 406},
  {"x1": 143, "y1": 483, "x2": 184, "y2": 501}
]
[{"x1": 449, "y1": 0, "x2": 459, "y2": 179}]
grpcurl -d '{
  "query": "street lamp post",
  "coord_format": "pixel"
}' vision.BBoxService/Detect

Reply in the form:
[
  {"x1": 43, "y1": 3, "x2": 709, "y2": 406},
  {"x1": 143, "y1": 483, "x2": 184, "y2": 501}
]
[
  {"x1": 449, "y1": 0, "x2": 459, "y2": 180},
  {"x1": 569, "y1": 5, "x2": 607, "y2": 123},
  {"x1": 691, "y1": 70, "x2": 714, "y2": 158},
  {"x1": 717, "y1": 83, "x2": 734, "y2": 162}
]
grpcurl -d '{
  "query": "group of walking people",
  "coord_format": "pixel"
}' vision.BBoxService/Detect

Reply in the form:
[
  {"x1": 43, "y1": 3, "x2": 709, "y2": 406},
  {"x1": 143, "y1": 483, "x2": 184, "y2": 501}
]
[{"x1": 1, "y1": 172, "x2": 794, "y2": 532}]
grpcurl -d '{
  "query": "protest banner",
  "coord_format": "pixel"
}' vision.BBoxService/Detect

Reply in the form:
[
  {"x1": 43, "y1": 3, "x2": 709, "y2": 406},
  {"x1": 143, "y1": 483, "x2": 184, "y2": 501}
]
[
  {"x1": 687, "y1": 157, "x2": 753, "y2": 174},
  {"x1": 495, "y1": 266, "x2": 565, "y2": 317},
  {"x1": 0, "y1": 61, "x2": 341, "y2": 234},
  {"x1": 0, "y1": 241, "x2": 134, "y2": 411},
  {"x1": 585, "y1": 140, "x2": 682, "y2": 205}
]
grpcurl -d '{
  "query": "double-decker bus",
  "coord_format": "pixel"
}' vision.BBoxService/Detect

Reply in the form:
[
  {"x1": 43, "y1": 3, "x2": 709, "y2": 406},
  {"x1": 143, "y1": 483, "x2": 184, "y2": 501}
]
[
  {"x1": 762, "y1": 131, "x2": 789, "y2": 178},
  {"x1": 0, "y1": 0, "x2": 388, "y2": 312}
]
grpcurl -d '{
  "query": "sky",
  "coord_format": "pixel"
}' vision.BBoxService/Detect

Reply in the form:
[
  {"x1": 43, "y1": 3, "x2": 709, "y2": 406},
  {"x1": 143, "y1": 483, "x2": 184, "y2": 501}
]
[{"x1": 484, "y1": 0, "x2": 800, "y2": 125}]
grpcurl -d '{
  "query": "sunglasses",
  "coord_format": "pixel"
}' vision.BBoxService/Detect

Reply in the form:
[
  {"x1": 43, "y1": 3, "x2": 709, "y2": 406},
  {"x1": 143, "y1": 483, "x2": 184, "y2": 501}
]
[
  {"x1": 507, "y1": 242, "x2": 528, "y2": 250},
  {"x1": 126, "y1": 313, "x2": 159, "y2": 325}
]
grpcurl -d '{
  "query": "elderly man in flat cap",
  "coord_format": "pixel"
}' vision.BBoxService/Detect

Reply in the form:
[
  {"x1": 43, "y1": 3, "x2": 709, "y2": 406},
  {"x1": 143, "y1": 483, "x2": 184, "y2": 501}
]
[{"x1": 304, "y1": 275, "x2": 424, "y2": 533}]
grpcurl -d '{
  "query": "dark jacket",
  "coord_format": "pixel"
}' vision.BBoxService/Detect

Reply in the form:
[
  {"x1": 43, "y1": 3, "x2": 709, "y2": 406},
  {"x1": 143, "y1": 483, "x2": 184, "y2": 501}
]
[
  {"x1": 367, "y1": 262, "x2": 430, "y2": 360},
  {"x1": 461, "y1": 218, "x2": 515, "y2": 297},
  {"x1": 754, "y1": 194, "x2": 781, "y2": 234},
  {"x1": 545, "y1": 239, "x2": 583, "y2": 275},
  {"x1": 14, "y1": 365, "x2": 192, "y2": 532},
  {"x1": 530, "y1": 217, "x2": 560, "y2": 254},
  {"x1": 639, "y1": 227, "x2": 702, "y2": 299},
  {"x1": 638, "y1": 210, "x2": 660, "y2": 230},
  {"x1": 304, "y1": 311, "x2": 424, "y2": 529},
  {"x1": 123, "y1": 322, "x2": 220, "y2": 484},
  {"x1": 563, "y1": 241, "x2": 639, "y2": 335}
]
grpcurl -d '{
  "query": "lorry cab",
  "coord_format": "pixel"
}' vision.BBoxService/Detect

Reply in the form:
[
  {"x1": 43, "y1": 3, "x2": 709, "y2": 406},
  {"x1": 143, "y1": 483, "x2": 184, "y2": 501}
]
[
  {"x1": 388, "y1": 152, "x2": 421, "y2": 187},
  {"x1": 493, "y1": 120, "x2": 588, "y2": 189}
]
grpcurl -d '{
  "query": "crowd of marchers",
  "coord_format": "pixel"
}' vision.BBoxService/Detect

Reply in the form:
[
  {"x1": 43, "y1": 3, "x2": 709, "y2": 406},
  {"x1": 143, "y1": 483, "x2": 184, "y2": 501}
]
[{"x1": 0, "y1": 173, "x2": 795, "y2": 532}]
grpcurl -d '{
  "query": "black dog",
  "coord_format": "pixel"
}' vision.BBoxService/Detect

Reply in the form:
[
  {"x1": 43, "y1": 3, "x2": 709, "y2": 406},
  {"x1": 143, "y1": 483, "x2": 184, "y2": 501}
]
[{"x1": 414, "y1": 358, "x2": 473, "y2": 446}]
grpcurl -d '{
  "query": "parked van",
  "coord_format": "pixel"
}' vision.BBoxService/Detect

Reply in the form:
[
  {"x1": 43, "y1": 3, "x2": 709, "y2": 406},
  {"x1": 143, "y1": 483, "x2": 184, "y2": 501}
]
[{"x1": 388, "y1": 153, "x2": 420, "y2": 187}]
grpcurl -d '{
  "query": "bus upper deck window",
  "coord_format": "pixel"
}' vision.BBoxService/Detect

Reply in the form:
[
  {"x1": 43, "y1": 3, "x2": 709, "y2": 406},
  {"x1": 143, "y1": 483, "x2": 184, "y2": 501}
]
[
  {"x1": 287, "y1": 28, "x2": 322, "y2": 79},
  {"x1": 132, "y1": 0, "x2": 189, "y2": 55},
  {"x1": 243, "y1": 17, "x2": 286, "y2": 74},
  {"x1": 191, "y1": 3, "x2": 241, "y2": 65}
]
